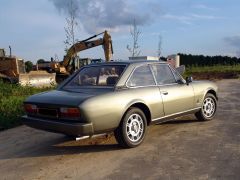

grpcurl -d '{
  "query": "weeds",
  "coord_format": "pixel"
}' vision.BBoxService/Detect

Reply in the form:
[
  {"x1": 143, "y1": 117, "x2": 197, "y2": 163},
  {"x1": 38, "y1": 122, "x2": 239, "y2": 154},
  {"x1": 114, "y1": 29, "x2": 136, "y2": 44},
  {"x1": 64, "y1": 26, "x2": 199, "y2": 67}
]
[
  {"x1": 184, "y1": 64, "x2": 240, "y2": 77},
  {"x1": 0, "y1": 81, "x2": 53, "y2": 130}
]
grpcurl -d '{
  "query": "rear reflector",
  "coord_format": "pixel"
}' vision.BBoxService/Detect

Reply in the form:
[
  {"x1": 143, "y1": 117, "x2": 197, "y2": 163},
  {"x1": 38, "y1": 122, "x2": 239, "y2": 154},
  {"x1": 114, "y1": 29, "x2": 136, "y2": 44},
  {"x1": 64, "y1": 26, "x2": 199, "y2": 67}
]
[
  {"x1": 24, "y1": 104, "x2": 37, "y2": 114},
  {"x1": 60, "y1": 107, "x2": 80, "y2": 118}
]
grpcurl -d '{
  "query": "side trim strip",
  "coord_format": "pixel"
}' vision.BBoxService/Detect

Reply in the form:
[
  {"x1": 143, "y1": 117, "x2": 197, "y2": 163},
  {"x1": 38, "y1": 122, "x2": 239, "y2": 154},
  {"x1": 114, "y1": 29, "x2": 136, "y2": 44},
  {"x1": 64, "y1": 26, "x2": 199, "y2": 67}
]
[{"x1": 151, "y1": 107, "x2": 201, "y2": 122}]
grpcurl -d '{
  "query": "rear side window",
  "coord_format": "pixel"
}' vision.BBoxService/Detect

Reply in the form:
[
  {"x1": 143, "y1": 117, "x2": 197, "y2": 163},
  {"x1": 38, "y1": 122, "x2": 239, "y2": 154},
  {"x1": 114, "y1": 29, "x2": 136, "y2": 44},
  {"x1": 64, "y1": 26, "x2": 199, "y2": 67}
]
[
  {"x1": 151, "y1": 64, "x2": 176, "y2": 85},
  {"x1": 127, "y1": 65, "x2": 155, "y2": 87}
]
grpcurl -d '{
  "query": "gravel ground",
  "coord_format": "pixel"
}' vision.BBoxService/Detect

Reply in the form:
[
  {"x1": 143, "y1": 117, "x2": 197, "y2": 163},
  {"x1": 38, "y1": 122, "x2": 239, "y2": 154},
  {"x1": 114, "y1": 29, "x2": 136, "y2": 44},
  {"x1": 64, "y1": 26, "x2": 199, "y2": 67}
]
[{"x1": 0, "y1": 79, "x2": 239, "y2": 180}]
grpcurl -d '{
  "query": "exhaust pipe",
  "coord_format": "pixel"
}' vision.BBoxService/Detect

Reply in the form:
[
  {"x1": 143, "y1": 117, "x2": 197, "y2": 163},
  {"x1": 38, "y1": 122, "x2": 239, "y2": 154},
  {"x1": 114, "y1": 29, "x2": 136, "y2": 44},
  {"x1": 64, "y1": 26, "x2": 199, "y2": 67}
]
[
  {"x1": 76, "y1": 136, "x2": 90, "y2": 141},
  {"x1": 9, "y1": 46, "x2": 12, "y2": 57},
  {"x1": 75, "y1": 133, "x2": 107, "y2": 141}
]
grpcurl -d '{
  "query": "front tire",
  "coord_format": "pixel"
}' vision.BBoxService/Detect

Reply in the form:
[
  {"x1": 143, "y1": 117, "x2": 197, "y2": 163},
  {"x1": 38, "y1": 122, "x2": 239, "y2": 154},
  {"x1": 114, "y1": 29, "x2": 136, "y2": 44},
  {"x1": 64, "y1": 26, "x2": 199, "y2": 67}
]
[
  {"x1": 114, "y1": 108, "x2": 147, "y2": 148},
  {"x1": 195, "y1": 93, "x2": 217, "y2": 121}
]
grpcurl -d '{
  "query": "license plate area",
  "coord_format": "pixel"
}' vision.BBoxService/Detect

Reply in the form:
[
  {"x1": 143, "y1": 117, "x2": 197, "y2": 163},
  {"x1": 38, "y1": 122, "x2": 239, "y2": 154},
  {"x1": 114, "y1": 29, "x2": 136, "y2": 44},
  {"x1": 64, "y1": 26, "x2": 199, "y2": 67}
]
[{"x1": 38, "y1": 108, "x2": 58, "y2": 118}]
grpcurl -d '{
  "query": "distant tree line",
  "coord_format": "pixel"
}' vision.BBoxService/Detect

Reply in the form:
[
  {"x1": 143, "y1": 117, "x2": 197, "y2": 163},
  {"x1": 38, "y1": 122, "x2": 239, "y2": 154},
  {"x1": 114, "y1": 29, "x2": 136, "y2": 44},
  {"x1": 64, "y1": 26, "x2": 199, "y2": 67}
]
[
  {"x1": 24, "y1": 59, "x2": 46, "y2": 73},
  {"x1": 178, "y1": 53, "x2": 240, "y2": 67}
]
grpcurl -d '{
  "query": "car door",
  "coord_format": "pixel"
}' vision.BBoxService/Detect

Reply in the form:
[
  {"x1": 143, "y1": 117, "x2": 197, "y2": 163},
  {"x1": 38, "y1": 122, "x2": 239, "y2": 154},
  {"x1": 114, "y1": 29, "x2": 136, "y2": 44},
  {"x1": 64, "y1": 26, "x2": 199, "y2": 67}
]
[
  {"x1": 126, "y1": 64, "x2": 165, "y2": 119},
  {"x1": 151, "y1": 64, "x2": 195, "y2": 116}
]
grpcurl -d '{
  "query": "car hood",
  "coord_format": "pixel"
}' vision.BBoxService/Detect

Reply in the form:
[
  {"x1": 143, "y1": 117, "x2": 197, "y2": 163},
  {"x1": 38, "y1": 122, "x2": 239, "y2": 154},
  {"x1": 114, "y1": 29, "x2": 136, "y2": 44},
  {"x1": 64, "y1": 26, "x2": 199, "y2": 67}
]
[{"x1": 25, "y1": 88, "x2": 113, "y2": 106}]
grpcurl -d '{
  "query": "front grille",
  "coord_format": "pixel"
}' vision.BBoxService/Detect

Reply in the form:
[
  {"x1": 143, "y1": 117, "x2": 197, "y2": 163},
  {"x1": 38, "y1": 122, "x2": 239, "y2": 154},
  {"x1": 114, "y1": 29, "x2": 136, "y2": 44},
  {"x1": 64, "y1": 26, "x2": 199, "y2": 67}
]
[{"x1": 38, "y1": 108, "x2": 58, "y2": 118}]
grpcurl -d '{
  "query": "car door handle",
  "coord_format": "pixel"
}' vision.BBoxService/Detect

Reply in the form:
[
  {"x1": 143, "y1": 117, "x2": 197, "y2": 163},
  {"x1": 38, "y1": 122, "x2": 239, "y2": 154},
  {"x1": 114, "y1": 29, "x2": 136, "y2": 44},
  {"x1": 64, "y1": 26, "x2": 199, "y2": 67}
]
[{"x1": 161, "y1": 91, "x2": 168, "y2": 95}]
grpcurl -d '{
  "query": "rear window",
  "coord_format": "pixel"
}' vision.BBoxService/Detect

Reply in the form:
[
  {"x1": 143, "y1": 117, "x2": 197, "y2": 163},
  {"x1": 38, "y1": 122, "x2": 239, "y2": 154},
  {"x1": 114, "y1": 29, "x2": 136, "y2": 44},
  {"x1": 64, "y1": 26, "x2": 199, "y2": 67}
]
[{"x1": 63, "y1": 65, "x2": 126, "y2": 89}]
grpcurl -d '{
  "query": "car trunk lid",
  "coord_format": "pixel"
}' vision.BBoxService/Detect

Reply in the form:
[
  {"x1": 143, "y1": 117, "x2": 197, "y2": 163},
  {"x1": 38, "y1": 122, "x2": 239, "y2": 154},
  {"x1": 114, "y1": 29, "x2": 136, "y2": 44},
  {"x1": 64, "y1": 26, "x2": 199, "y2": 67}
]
[{"x1": 25, "y1": 88, "x2": 113, "y2": 107}]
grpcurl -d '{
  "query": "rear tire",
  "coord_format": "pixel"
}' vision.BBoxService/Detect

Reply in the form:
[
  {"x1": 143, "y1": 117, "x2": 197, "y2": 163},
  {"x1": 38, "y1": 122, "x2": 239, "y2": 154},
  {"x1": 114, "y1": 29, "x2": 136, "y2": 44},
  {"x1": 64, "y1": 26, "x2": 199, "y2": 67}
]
[
  {"x1": 195, "y1": 93, "x2": 217, "y2": 121},
  {"x1": 114, "y1": 107, "x2": 147, "y2": 148}
]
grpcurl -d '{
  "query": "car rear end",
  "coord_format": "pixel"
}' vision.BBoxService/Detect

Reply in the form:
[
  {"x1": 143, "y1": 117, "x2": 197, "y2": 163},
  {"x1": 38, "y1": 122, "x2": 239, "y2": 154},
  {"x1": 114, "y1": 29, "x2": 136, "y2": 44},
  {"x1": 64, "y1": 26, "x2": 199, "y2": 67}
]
[{"x1": 22, "y1": 102, "x2": 94, "y2": 136}]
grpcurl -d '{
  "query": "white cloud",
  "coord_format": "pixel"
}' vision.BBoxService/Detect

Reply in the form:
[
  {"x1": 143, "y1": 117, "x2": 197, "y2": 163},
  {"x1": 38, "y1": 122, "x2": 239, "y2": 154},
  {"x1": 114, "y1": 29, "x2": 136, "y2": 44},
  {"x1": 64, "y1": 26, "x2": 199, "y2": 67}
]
[
  {"x1": 224, "y1": 35, "x2": 240, "y2": 57},
  {"x1": 49, "y1": 0, "x2": 153, "y2": 34},
  {"x1": 161, "y1": 13, "x2": 221, "y2": 25},
  {"x1": 190, "y1": 13, "x2": 219, "y2": 20},
  {"x1": 224, "y1": 35, "x2": 240, "y2": 47},
  {"x1": 161, "y1": 14, "x2": 193, "y2": 25},
  {"x1": 193, "y1": 4, "x2": 218, "y2": 11}
]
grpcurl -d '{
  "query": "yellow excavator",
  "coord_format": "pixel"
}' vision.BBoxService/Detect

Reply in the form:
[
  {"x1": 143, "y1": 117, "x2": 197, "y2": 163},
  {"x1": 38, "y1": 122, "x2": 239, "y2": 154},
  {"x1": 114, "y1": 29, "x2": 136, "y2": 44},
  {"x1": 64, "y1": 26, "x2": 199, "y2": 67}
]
[{"x1": 50, "y1": 30, "x2": 113, "y2": 83}]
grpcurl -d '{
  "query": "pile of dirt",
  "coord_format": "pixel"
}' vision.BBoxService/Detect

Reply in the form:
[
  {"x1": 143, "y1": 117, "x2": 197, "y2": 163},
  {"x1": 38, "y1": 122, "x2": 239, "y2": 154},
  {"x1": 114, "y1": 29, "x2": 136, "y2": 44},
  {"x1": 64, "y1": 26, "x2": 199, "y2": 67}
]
[{"x1": 191, "y1": 72, "x2": 240, "y2": 80}]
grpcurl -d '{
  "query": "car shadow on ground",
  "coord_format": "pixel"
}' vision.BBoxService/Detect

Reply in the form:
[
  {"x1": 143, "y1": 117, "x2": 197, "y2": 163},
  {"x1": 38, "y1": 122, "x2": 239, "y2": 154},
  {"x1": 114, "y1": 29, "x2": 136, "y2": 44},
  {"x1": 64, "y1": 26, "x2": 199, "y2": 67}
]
[
  {"x1": 161, "y1": 119, "x2": 200, "y2": 125},
  {"x1": 0, "y1": 135, "x2": 121, "y2": 160},
  {"x1": 0, "y1": 118, "x2": 200, "y2": 160}
]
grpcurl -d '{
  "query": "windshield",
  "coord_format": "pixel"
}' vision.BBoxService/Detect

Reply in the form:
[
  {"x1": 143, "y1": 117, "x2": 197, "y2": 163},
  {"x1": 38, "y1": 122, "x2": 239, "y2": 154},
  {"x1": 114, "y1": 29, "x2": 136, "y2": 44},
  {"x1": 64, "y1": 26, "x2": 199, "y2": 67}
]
[{"x1": 63, "y1": 65, "x2": 126, "y2": 89}]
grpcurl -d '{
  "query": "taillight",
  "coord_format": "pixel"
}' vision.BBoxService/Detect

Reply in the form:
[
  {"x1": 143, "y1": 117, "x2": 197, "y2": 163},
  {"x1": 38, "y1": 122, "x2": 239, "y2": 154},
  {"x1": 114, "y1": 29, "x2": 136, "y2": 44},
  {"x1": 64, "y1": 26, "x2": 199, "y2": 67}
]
[
  {"x1": 24, "y1": 104, "x2": 38, "y2": 114},
  {"x1": 60, "y1": 107, "x2": 80, "y2": 118}
]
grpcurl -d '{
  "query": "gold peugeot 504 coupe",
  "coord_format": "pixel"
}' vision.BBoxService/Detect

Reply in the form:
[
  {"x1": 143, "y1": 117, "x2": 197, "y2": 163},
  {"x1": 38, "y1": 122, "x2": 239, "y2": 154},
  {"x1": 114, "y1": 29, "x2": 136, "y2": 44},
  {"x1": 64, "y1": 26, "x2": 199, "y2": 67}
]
[{"x1": 22, "y1": 60, "x2": 218, "y2": 148}]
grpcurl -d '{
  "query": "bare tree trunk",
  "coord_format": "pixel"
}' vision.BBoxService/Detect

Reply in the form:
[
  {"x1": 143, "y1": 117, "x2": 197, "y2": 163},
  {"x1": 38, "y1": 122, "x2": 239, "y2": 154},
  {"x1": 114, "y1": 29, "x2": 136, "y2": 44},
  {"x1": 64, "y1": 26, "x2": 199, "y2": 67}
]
[
  {"x1": 127, "y1": 19, "x2": 141, "y2": 57},
  {"x1": 157, "y1": 35, "x2": 162, "y2": 58},
  {"x1": 64, "y1": 0, "x2": 79, "y2": 53}
]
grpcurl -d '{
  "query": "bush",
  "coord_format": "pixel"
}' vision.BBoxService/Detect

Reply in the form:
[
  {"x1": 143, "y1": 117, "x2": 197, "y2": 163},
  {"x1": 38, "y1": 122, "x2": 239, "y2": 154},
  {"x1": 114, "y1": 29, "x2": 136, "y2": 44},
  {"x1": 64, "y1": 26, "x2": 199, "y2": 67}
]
[
  {"x1": 0, "y1": 81, "x2": 53, "y2": 130},
  {"x1": 183, "y1": 64, "x2": 240, "y2": 79}
]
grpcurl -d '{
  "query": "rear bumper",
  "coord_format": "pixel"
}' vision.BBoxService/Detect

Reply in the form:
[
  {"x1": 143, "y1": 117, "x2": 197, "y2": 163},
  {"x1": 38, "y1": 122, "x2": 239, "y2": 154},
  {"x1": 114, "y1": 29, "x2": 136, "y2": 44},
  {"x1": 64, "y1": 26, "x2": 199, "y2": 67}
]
[{"x1": 22, "y1": 115, "x2": 93, "y2": 136}]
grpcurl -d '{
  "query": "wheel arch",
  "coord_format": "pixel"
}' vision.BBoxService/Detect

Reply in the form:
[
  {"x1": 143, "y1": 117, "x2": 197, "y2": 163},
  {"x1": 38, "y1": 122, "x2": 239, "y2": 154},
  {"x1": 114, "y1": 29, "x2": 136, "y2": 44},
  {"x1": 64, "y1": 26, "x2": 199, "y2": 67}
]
[
  {"x1": 121, "y1": 101, "x2": 152, "y2": 126},
  {"x1": 205, "y1": 88, "x2": 218, "y2": 100},
  {"x1": 196, "y1": 88, "x2": 218, "y2": 121}
]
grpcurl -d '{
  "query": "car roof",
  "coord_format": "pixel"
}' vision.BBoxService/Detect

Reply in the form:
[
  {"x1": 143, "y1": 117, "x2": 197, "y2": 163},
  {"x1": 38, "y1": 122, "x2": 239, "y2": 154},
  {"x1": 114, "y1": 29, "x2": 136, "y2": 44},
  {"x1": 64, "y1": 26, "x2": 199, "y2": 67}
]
[{"x1": 88, "y1": 60, "x2": 167, "y2": 66}]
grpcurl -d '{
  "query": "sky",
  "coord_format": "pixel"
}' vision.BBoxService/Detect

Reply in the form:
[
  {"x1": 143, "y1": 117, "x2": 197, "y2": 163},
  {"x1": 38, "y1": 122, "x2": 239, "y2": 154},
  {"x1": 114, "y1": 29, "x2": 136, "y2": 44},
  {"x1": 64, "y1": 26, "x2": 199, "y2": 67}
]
[{"x1": 0, "y1": 0, "x2": 239, "y2": 63}]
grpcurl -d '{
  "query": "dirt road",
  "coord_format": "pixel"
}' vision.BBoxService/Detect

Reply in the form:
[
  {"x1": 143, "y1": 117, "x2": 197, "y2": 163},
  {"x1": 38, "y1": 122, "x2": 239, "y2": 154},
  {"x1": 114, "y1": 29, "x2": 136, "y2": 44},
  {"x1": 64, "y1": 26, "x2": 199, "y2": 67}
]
[{"x1": 0, "y1": 79, "x2": 239, "y2": 180}]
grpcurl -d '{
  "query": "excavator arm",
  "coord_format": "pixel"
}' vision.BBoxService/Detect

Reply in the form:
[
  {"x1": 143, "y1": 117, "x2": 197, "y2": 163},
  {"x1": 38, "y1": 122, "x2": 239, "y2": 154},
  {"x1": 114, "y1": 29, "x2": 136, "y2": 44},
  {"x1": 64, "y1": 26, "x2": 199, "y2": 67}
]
[
  {"x1": 50, "y1": 31, "x2": 113, "y2": 83},
  {"x1": 62, "y1": 31, "x2": 113, "y2": 67}
]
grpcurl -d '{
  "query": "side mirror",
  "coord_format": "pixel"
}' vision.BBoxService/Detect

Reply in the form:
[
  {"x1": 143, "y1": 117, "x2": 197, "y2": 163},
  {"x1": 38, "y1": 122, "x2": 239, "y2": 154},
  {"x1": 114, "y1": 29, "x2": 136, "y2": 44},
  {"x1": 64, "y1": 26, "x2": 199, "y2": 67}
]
[
  {"x1": 186, "y1": 76, "x2": 193, "y2": 85},
  {"x1": 177, "y1": 79, "x2": 185, "y2": 84}
]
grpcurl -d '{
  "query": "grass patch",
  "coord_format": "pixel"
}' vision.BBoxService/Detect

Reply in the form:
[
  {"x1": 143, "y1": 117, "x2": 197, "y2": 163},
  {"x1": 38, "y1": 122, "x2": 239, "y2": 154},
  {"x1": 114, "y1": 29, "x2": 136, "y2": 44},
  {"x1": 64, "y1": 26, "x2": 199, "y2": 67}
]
[
  {"x1": 186, "y1": 64, "x2": 240, "y2": 73},
  {"x1": 0, "y1": 82, "x2": 53, "y2": 130},
  {"x1": 184, "y1": 64, "x2": 240, "y2": 78}
]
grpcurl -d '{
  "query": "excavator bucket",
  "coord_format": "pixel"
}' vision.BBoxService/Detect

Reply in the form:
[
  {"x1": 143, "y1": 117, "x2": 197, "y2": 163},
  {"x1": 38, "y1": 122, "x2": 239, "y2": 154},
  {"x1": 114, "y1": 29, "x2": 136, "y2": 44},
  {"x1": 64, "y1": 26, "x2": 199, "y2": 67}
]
[{"x1": 18, "y1": 71, "x2": 56, "y2": 87}]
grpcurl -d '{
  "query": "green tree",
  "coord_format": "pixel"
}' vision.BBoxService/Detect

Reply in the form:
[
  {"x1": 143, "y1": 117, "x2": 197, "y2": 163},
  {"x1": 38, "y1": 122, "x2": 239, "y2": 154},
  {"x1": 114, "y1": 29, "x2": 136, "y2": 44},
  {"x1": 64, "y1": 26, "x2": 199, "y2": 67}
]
[
  {"x1": 37, "y1": 59, "x2": 45, "y2": 64},
  {"x1": 178, "y1": 53, "x2": 240, "y2": 66},
  {"x1": 25, "y1": 61, "x2": 33, "y2": 72}
]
